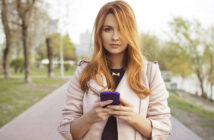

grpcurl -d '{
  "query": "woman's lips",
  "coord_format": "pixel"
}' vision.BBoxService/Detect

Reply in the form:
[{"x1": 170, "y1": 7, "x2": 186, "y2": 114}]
[{"x1": 110, "y1": 44, "x2": 120, "y2": 48}]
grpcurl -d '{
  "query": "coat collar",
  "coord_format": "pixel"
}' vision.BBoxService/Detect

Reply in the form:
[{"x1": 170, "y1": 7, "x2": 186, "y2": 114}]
[
  {"x1": 87, "y1": 71, "x2": 127, "y2": 95},
  {"x1": 86, "y1": 58, "x2": 149, "y2": 95}
]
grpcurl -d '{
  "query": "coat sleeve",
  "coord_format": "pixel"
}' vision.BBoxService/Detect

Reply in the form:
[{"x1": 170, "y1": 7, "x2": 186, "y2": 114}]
[
  {"x1": 57, "y1": 64, "x2": 86, "y2": 140},
  {"x1": 146, "y1": 62, "x2": 171, "y2": 140}
]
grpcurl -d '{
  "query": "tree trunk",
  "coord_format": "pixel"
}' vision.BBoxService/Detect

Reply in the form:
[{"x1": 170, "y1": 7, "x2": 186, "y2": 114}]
[
  {"x1": 22, "y1": 21, "x2": 31, "y2": 83},
  {"x1": 211, "y1": 83, "x2": 213, "y2": 101},
  {"x1": 46, "y1": 37, "x2": 54, "y2": 78},
  {"x1": 196, "y1": 69, "x2": 207, "y2": 98},
  {"x1": 3, "y1": 39, "x2": 11, "y2": 78},
  {"x1": 1, "y1": 0, "x2": 11, "y2": 78},
  {"x1": 209, "y1": 54, "x2": 214, "y2": 101}
]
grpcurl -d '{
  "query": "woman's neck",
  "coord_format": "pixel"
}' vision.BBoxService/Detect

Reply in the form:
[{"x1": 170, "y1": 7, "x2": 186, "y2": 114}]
[{"x1": 109, "y1": 53, "x2": 124, "y2": 69}]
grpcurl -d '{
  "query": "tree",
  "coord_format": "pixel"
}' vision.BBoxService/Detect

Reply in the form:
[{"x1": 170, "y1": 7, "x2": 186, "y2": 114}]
[
  {"x1": 46, "y1": 37, "x2": 54, "y2": 78},
  {"x1": 140, "y1": 33, "x2": 167, "y2": 70},
  {"x1": 1, "y1": 0, "x2": 13, "y2": 78},
  {"x1": 168, "y1": 17, "x2": 207, "y2": 98},
  {"x1": 16, "y1": 0, "x2": 36, "y2": 83},
  {"x1": 52, "y1": 33, "x2": 77, "y2": 61},
  {"x1": 1, "y1": 0, "x2": 23, "y2": 61},
  {"x1": 160, "y1": 41, "x2": 194, "y2": 78},
  {"x1": 37, "y1": 33, "x2": 77, "y2": 61},
  {"x1": 28, "y1": 3, "x2": 52, "y2": 62},
  {"x1": 1, "y1": 0, "x2": 51, "y2": 82},
  {"x1": 204, "y1": 26, "x2": 214, "y2": 100},
  {"x1": 140, "y1": 33, "x2": 160, "y2": 61},
  {"x1": 10, "y1": 2, "x2": 52, "y2": 63}
]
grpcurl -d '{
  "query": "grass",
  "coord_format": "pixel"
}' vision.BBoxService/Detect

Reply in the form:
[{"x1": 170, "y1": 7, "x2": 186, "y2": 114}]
[
  {"x1": 0, "y1": 77, "x2": 72, "y2": 128},
  {"x1": 168, "y1": 91, "x2": 214, "y2": 119},
  {"x1": 0, "y1": 66, "x2": 76, "y2": 77},
  {"x1": 202, "y1": 123, "x2": 214, "y2": 128},
  {"x1": 0, "y1": 65, "x2": 76, "y2": 128}
]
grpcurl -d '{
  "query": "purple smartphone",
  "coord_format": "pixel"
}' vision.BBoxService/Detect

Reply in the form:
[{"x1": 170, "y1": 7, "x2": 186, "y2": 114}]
[{"x1": 100, "y1": 91, "x2": 120, "y2": 107}]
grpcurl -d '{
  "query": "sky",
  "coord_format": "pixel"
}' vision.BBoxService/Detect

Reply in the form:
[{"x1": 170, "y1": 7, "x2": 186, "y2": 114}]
[
  {"x1": 43, "y1": 0, "x2": 214, "y2": 45},
  {"x1": 1, "y1": 0, "x2": 214, "y2": 45}
]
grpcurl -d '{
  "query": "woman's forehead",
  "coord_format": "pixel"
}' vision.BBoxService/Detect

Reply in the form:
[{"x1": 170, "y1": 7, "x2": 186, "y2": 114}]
[{"x1": 103, "y1": 14, "x2": 119, "y2": 28}]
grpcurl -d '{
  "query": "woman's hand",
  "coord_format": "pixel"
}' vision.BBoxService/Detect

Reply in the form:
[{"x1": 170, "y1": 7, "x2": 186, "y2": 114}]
[
  {"x1": 107, "y1": 98, "x2": 152, "y2": 138},
  {"x1": 85, "y1": 100, "x2": 113, "y2": 124},
  {"x1": 107, "y1": 98, "x2": 138, "y2": 125},
  {"x1": 70, "y1": 100, "x2": 113, "y2": 139}
]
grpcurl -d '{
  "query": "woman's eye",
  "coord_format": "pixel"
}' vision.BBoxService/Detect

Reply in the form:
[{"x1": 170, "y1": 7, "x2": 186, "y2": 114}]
[{"x1": 104, "y1": 28, "x2": 112, "y2": 32}]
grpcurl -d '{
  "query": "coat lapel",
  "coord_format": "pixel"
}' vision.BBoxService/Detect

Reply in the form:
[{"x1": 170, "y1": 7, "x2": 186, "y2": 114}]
[
  {"x1": 87, "y1": 70, "x2": 137, "y2": 105},
  {"x1": 87, "y1": 71, "x2": 128, "y2": 95},
  {"x1": 87, "y1": 73, "x2": 108, "y2": 95}
]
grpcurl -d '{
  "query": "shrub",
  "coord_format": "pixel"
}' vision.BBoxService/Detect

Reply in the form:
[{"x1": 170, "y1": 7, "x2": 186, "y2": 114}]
[{"x1": 10, "y1": 58, "x2": 24, "y2": 73}]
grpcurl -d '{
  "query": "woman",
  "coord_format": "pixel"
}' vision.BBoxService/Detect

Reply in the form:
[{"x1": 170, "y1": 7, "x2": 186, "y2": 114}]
[{"x1": 58, "y1": 1, "x2": 171, "y2": 140}]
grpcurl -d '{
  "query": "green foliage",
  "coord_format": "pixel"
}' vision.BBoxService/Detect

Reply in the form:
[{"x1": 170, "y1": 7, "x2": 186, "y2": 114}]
[
  {"x1": 64, "y1": 64, "x2": 76, "y2": 71},
  {"x1": 140, "y1": 33, "x2": 160, "y2": 61},
  {"x1": 167, "y1": 17, "x2": 209, "y2": 97},
  {"x1": 10, "y1": 58, "x2": 24, "y2": 73},
  {"x1": 35, "y1": 42, "x2": 47, "y2": 61},
  {"x1": 203, "y1": 26, "x2": 214, "y2": 85},
  {"x1": 36, "y1": 33, "x2": 77, "y2": 61},
  {"x1": 168, "y1": 17, "x2": 204, "y2": 69},
  {"x1": 140, "y1": 33, "x2": 167, "y2": 70},
  {"x1": 204, "y1": 47, "x2": 214, "y2": 85},
  {"x1": 160, "y1": 41, "x2": 194, "y2": 77},
  {"x1": 50, "y1": 33, "x2": 77, "y2": 61}
]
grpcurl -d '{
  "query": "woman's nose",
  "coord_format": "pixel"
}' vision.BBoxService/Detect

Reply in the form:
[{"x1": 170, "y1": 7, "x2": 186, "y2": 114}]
[{"x1": 112, "y1": 31, "x2": 119, "y2": 41}]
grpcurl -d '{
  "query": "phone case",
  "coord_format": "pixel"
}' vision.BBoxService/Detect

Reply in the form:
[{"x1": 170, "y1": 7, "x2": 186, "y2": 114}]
[{"x1": 100, "y1": 91, "x2": 120, "y2": 106}]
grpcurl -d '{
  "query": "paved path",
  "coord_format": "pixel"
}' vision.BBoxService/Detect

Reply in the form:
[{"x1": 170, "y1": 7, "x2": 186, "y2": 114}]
[
  {"x1": 166, "y1": 117, "x2": 201, "y2": 140},
  {"x1": 0, "y1": 82, "x2": 202, "y2": 140}
]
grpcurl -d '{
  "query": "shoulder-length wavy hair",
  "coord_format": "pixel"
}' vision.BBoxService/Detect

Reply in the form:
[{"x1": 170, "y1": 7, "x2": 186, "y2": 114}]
[{"x1": 80, "y1": 0, "x2": 151, "y2": 99}]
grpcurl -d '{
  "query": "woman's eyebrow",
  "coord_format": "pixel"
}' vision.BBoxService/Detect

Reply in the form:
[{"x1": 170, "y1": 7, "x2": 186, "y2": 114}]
[{"x1": 103, "y1": 25, "x2": 113, "y2": 28}]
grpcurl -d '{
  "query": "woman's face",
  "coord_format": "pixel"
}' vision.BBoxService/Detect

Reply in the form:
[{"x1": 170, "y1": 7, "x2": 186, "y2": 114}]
[{"x1": 101, "y1": 13, "x2": 128, "y2": 56}]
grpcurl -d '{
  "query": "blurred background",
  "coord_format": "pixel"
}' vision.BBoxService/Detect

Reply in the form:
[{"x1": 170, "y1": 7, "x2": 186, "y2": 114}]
[{"x1": 0, "y1": 0, "x2": 214, "y2": 139}]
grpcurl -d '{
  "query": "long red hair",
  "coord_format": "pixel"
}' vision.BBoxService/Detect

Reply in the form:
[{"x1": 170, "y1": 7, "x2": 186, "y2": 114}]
[{"x1": 80, "y1": 0, "x2": 151, "y2": 99}]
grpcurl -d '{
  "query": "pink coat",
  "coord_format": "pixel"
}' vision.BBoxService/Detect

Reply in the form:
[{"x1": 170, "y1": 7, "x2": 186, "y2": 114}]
[{"x1": 58, "y1": 60, "x2": 171, "y2": 140}]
